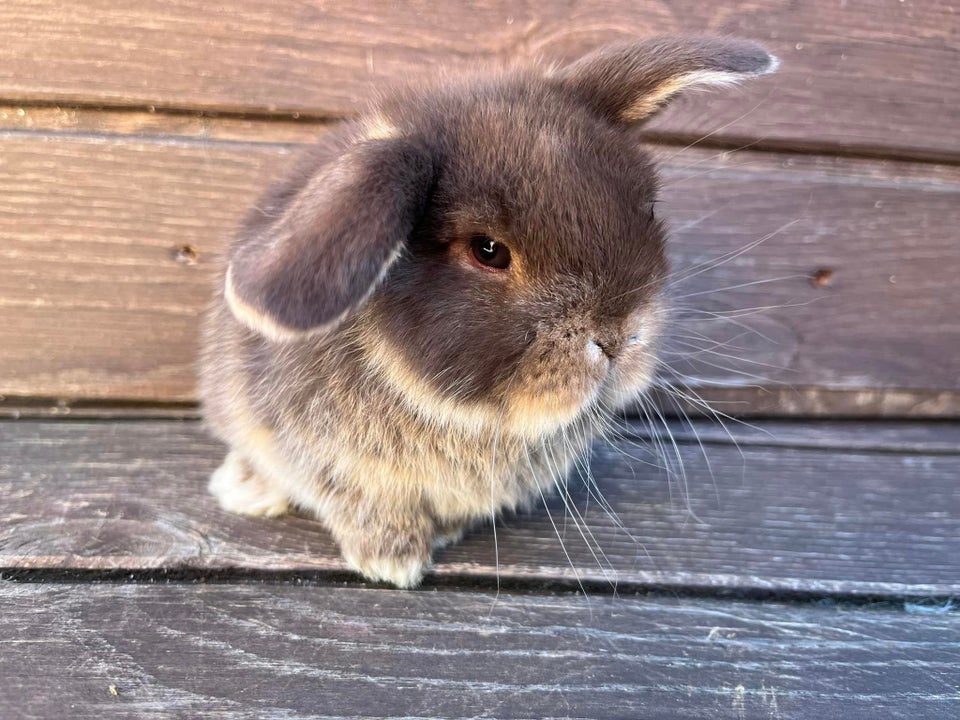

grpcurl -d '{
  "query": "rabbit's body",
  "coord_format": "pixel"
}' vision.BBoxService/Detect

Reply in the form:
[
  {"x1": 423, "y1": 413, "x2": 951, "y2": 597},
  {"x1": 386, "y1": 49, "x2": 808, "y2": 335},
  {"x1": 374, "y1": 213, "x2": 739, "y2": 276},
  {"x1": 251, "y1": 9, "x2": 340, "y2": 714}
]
[
  {"x1": 200, "y1": 37, "x2": 777, "y2": 587},
  {"x1": 203, "y1": 257, "x2": 599, "y2": 585}
]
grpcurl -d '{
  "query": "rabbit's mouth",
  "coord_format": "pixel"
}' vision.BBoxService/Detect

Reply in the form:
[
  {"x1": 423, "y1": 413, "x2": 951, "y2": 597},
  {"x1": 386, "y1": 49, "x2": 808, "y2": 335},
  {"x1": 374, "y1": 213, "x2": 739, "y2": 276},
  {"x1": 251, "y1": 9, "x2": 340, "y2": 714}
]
[
  {"x1": 501, "y1": 345, "x2": 659, "y2": 439},
  {"x1": 498, "y1": 299, "x2": 666, "y2": 434}
]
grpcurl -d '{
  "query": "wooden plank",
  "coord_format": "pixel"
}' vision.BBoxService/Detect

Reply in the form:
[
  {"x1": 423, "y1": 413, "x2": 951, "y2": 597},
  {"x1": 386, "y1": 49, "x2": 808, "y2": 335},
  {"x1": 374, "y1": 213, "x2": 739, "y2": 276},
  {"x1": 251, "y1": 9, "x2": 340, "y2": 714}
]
[
  {"x1": 2, "y1": 419, "x2": 959, "y2": 596},
  {"x1": 2, "y1": 133, "x2": 959, "y2": 411},
  {"x1": 649, "y1": 386, "x2": 960, "y2": 420},
  {"x1": 652, "y1": 148, "x2": 960, "y2": 403},
  {"x1": 653, "y1": 419, "x2": 960, "y2": 454},
  {"x1": 0, "y1": 134, "x2": 290, "y2": 402},
  {"x1": 0, "y1": 1, "x2": 958, "y2": 159},
  {"x1": 3, "y1": 582, "x2": 958, "y2": 719},
  {"x1": 0, "y1": 103, "x2": 329, "y2": 145}
]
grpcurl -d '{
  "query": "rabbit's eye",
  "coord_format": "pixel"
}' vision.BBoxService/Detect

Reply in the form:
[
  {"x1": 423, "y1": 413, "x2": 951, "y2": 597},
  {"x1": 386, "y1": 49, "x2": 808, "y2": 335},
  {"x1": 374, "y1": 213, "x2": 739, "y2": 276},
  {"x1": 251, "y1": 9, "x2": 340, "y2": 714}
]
[{"x1": 470, "y1": 234, "x2": 511, "y2": 270}]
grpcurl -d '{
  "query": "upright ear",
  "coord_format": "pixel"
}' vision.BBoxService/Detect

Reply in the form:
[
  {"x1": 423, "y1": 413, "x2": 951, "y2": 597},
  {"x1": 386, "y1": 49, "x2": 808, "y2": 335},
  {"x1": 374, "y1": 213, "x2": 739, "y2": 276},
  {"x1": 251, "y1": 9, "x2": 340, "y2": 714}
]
[
  {"x1": 225, "y1": 137, "x2": 435, "y2": 341},
  {"x1": 551, "y1": 36, "x2": 778, "y2": 124}
]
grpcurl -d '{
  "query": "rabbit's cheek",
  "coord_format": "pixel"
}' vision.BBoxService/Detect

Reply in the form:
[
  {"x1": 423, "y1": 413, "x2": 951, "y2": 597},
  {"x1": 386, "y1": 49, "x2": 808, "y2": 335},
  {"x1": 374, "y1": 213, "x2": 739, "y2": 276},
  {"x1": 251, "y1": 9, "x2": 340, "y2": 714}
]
[
  {"x1": 600, "y1": 306, "x2": 665, "y2": 408},
  {"x1": 602, "y1": 349, "x2": 659, "y2": 410}
]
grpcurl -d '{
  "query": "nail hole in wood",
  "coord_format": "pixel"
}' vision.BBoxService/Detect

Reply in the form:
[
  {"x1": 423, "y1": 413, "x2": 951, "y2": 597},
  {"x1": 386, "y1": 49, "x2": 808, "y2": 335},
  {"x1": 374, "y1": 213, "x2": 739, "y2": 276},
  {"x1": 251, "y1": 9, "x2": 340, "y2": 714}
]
[
  {"x1": 174, "y1": 244, "x2": 200, "y2": 265},
  {"x1": 811, "y1": 268, "x2": 833, "y2": 288}
]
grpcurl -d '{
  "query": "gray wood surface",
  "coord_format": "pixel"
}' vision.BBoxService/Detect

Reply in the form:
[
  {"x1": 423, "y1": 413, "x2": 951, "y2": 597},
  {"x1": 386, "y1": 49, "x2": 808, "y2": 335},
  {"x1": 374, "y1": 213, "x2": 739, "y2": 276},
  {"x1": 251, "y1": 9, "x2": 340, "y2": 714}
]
[
  {"x1": 652, "y1": 419, "x2": 960, "y2": 454},
  {"x1": 3, "y1": 582, "x2": 958, "y2": 719},
  {"x1": 3, "y1": 419, "x2": 958, "y2": 596},
  {"x1": 0, "y1": 1, "x2": 957, "y2": 159},
  {"x1": 3, "y1": 133, "x2": 958, "y2": 412}
]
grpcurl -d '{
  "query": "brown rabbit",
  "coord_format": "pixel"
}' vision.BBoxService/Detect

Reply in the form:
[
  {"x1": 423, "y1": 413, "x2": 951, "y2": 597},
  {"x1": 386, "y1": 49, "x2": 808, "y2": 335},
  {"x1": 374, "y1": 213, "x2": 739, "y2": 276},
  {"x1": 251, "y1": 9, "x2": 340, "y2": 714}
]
[{"x1": 200, "y1": 36, "x2": 778, "y2": 588}]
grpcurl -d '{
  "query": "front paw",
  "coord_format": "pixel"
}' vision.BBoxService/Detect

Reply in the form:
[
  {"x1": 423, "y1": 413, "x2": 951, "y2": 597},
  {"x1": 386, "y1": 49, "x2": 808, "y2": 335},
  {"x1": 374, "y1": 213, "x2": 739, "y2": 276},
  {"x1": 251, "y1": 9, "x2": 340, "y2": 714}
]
[
  {"x1": 337, "y1": 515, "x2": 435, "y2": 588},
  {"x1": 343, "y1": 550, "x2": 431, "y2": 589},
  {"x1": 208, "y1": 452, "x2": 290, "y2": 518}
]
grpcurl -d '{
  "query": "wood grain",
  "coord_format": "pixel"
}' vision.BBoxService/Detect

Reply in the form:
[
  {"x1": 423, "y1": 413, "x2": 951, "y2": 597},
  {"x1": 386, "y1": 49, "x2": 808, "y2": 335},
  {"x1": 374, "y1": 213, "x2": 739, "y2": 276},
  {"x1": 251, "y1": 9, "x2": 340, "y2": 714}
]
[
  {"x1": 648, "y1": 386, "x2": 960, "y2": 420},
  {"x1": 0, "y1": 133, "x2": 290, "y2": 401},
  {"x1": 0, "y1": 1, "x2": 958, "y2": 159},
  {"x1": 3, "y1": 582, "x2": 958, "y2": 719},
  {"x1": 2, "y1": 134, "x2": 959, "y2": 410},
  {"x1": 0, "y1": 103, "x2": 330, "y2": 144},
  {"x1": 2, "y1": 419, "x2": 958, "y2": 596},
  {"x1": 653, "y1": 419, "x2": 960, "y2": 454}
]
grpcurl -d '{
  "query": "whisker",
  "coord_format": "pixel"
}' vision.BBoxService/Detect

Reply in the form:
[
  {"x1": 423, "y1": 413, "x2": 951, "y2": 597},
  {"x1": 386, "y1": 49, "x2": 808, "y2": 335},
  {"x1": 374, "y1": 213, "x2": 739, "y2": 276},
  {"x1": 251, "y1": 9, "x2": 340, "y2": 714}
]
[
  {"x1": 652, "y1": 371, "x2": 751, "y2": 488},
  {"x1": 524, "y1": 445, "x2": 593, "y2": 613},
  {"x1": 635, "y1": 396, "x2": 681, "y2": 496},
  {"x1": 646, "y1": 392, "x2": 706, "y2": 526},
  {"x1": 574, "y1": 412, "x2": 654, "y2": 560},
  {"x1": 669, "y1": 309, "x2": 782, "y2": 346},
  {"x1": 665, "y1": 218, "x2": 804, "y2": 291},
  {"x1": 656, "y1": 390, "x2": 721, "y2": 508},
  {"x1": 652, "y1": 87, "x2": 778, "y2": 165},
  {"x1": 665, "y1": 338, "x2": 797, "y2": 373},
  {"x1": 672, "y1": 295, "x2": 828, "y2": 319},
  {"x1": 608, "y1": 217, "x2": 804, "y2": 304},
  {"x1": 667, "y1": 356, "x2": 787, "y2": 384},
  {"x1": 669, "y1": 274, "x2": 810, "y2": 300},
  {"x1": 486, "y1": 364, "x2": 524, "y2": 614},
  {"x1": 663, "y1": 329, "x2": 757, "y2": 355},
  {"x1": 551, "y1": 435, "x2": 620, "y2": 590},
  {"x1": 652, "y1": 370, "x2": 772, "y2": 440}
]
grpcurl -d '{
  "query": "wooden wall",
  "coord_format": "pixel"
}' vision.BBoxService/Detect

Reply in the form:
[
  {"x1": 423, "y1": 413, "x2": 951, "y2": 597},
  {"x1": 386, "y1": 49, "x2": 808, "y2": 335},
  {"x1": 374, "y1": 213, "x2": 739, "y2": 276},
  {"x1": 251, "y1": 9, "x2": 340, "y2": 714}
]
[{"x1": 2, "y1": 1, "x2": 958, "y2": 416}]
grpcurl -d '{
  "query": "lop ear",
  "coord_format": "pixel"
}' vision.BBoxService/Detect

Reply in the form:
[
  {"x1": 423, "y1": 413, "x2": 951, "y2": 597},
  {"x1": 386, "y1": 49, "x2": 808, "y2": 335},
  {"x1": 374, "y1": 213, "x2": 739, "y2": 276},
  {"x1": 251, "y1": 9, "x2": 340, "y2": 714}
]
[
  {"x1": 225, "y1": 137, "x2": 435, "y2": 341},
  {"x1": 552, "y1": 36, "x2": 778, "y2": 124}
]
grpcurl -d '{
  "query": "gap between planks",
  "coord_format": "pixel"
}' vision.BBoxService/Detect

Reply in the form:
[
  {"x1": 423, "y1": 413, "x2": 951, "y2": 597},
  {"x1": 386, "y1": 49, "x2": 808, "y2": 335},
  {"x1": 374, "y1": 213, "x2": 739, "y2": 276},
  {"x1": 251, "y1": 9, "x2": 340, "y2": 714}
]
[
  {"x1": 3, "y1": 387, "x2": 960, "y2": 421},
  {"x1": 3, "y1": 405, "x2": 960, "y2": 455},
  {"x1": 3, "y1": 103, "x2": 960, "y2": 167}
]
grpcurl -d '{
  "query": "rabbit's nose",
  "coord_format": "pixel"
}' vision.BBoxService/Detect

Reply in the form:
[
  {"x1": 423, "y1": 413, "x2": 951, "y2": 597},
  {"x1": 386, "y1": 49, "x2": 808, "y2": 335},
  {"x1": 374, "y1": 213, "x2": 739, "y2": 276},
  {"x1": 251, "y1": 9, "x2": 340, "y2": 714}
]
[
  {"x1": 590, "y1": 335, "x2": 623, "y2": 360},
  {"x1": 587, "y1": 339, "x2": 606, "y2": 362}
]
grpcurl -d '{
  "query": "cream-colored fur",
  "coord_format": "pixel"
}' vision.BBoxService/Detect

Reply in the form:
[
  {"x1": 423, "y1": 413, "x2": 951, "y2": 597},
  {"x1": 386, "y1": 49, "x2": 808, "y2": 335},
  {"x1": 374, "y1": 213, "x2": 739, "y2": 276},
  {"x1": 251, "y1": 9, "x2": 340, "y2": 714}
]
[{"x1": 201, "y1": 291, "x2": 651, "y2": 588}]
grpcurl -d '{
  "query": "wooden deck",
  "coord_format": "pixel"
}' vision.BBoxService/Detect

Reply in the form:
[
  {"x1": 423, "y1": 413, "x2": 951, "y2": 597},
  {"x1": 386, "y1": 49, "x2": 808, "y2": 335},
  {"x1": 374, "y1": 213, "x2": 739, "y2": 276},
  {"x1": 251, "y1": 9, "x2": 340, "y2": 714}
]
[
  {"x1": 2, "y1": 2, "x2": 958, "y2": 717},
  {"x1": 3, "y1": 418, "x2": 959, "y2": 717}
]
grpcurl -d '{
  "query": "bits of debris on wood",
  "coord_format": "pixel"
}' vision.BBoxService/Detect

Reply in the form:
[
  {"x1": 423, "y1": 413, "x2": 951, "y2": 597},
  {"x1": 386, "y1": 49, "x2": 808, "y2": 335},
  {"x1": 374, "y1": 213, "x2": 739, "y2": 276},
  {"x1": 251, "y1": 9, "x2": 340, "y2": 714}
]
[
  {"x1": 108, "y1": 684, "x2": 119, "y2": 697},
  {"x1": 811, "y1": 268, "x2": 834, "y2": 288},
  {"x1": 174, "y1": 244, "x2": 200, "y2": 265}
]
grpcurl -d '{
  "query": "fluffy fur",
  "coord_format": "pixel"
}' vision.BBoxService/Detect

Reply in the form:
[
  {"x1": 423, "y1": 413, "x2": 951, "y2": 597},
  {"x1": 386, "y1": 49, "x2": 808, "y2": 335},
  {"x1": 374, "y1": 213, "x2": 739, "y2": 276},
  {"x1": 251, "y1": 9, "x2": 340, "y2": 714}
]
[{"x1": 200, "y1": 36, "x2": 778, "y2": 587}]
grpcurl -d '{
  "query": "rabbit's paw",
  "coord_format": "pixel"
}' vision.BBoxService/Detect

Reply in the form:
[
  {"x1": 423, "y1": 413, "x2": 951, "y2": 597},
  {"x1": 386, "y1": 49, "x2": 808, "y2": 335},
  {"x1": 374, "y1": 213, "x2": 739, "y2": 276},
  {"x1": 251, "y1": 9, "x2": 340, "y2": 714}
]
[
  {"x1": 345, "y1": 550, "x2": 431, "y2": 589},
  {"x1": 338, "y1": 514, "x2": 434, "y2": 588},
  {"x1": 208, "y1": 452, "x2": 290, "y2": 518}
]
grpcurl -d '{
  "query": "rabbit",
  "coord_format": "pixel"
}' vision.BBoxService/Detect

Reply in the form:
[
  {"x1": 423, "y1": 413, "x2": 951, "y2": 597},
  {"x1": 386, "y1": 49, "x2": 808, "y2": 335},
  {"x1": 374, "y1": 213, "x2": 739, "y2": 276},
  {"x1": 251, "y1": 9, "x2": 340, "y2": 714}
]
[{"x1": 199, "y1": 36, "x2": 778, "y2": 588}]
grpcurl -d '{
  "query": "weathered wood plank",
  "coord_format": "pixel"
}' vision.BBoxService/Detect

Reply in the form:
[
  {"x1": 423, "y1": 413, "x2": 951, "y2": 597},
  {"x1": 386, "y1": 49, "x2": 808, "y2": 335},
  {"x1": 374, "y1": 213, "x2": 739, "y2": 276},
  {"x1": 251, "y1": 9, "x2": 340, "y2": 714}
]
[
  {"x1": 2, "y1": 582, "x2": 958, "y2": 719},
  {"x1": 0, "y1": 1, "x2": 958, "y2": 159},
  {"x1": 2, "y1": 420, "x2": 958, "y2": 596},
  {"x1": 0, "y1": 134, "x2": 290, "y2": 401},
  {"x1": 0, "y1": 103, "x2": 330, "y2": 144},
  {"x1": 654, "y1": 419, "x2": 960, "y2": 454},
  {"x1": 2, "y1": 133, "x2": 959, "y2": 411},
  {"x1": 649, "y1": 386, "x2": 960, "y2": 420}
]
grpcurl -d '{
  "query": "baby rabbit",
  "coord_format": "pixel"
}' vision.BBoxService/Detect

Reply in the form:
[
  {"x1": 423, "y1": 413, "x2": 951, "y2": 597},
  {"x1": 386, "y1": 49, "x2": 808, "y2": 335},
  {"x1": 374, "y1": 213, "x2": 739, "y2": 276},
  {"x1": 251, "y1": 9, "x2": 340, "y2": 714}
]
[{"x1": 200, "y1": 36, "x2": 778, "y2": 588}]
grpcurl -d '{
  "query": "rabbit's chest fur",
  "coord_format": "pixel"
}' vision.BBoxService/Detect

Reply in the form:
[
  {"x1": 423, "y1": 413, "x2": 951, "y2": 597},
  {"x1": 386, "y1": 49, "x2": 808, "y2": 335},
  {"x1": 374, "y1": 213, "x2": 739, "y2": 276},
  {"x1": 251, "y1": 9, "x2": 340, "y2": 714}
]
[{"x1": 202, "y1": 303, "x2": 590, "y2": 528}]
